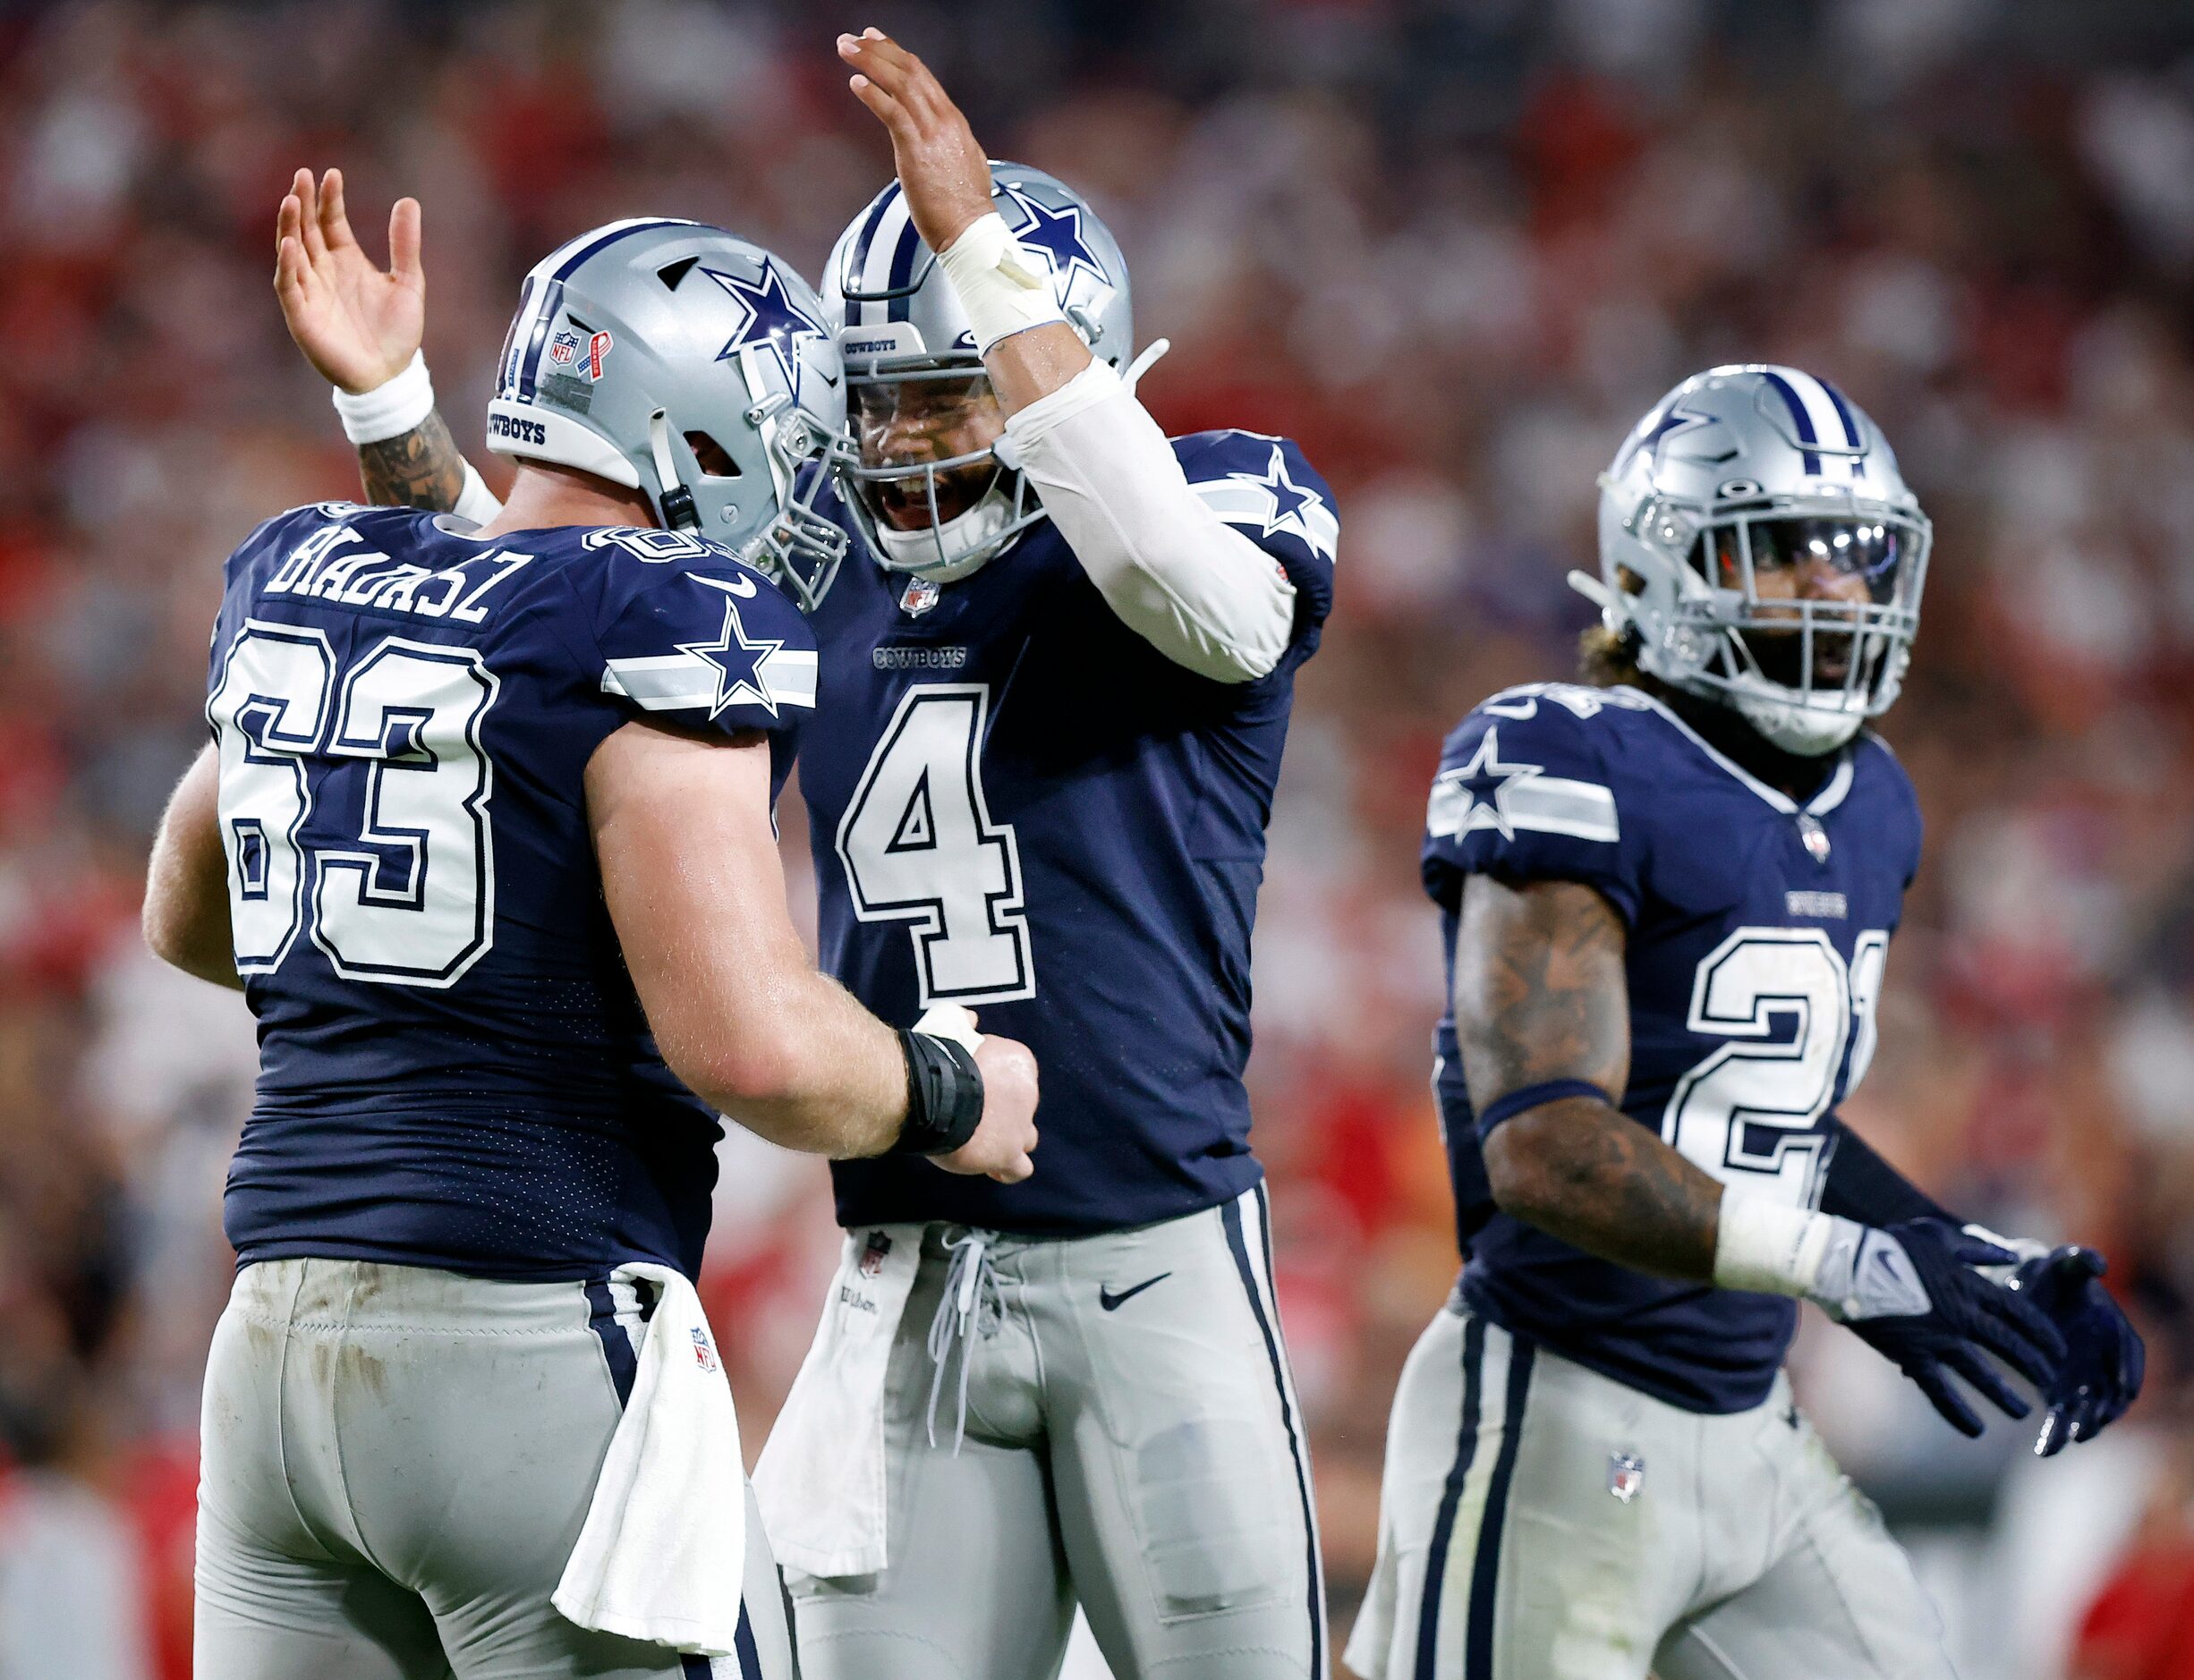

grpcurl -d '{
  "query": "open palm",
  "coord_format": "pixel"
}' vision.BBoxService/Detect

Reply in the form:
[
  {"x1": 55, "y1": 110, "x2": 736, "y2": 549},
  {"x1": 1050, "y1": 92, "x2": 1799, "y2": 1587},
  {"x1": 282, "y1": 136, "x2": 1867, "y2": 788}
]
[{"x1": 274, "y1": 167, "x2": 424, "y2": 395}]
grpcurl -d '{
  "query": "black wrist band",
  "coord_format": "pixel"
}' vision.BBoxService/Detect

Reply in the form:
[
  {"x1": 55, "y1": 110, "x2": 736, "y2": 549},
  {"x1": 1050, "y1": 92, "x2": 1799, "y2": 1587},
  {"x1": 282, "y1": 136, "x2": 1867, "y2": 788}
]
[{"x1": 892, "y1": 1029, "x2": 985, "y2": 1156}]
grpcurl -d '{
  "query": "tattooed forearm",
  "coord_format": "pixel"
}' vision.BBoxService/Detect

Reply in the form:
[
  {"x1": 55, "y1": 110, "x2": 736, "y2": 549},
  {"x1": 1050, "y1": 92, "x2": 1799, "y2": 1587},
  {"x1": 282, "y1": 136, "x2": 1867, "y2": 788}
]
[
  {"x1": 1455, "y1": 875, "x2": 1722, "y2": 1280},
  {"x1": 357, "y1": 408, "x2": 467, "y2": 513}
]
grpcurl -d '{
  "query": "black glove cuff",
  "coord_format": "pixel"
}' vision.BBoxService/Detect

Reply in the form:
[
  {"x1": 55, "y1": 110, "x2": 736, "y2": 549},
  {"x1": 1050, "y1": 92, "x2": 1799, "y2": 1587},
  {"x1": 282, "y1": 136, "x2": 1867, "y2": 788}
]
[{"x1": 891, "y1": 1029, "x2": 985, "y2": 1156}]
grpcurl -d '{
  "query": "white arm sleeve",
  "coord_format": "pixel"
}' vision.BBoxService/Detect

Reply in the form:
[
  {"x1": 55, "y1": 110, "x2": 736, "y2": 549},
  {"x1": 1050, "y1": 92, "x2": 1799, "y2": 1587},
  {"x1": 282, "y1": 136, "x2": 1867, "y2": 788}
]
[{"x1": 1004, "y1": 362, "x2": 1298, "y2": 684}]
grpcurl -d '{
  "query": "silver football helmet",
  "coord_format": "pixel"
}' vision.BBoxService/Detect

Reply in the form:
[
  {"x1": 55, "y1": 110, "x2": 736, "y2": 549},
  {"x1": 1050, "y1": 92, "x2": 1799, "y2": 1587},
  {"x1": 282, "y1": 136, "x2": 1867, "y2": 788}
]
[
  {"x1": 1584, "y1": 365, "x2": 1932, "y2": 755},
  {"x1": 822, "y1": 163, "x2": 1133, "y2": 579},
  {"x1": 489, "y1": 218, "x2": 848, "y2": 609}
]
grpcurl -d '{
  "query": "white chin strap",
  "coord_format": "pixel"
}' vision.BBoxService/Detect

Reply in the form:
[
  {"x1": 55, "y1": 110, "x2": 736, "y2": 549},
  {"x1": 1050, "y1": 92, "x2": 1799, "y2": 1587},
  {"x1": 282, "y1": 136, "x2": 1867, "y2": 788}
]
[
  {"x1": 874, "y1": 479, "x2": 1017, "y2": 583},
  {"x1": 1732, "y1": 687, "x2": 1867, "y2": 756}
]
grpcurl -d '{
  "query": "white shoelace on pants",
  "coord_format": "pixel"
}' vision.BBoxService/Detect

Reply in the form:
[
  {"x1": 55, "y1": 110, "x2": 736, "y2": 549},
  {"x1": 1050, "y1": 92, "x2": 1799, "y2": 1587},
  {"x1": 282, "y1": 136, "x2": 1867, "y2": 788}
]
[{"x1": 924, "y1": 1230, "x2": 995, "y2": 1454}]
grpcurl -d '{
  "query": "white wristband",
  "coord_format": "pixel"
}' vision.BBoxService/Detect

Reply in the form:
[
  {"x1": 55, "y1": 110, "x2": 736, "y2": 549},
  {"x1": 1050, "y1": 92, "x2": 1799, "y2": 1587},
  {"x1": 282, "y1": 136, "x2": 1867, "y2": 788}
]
[
  {"x1": 933, "y1": 212, "x2": 1068, "y2": 355},
  {"x1": 1713, "y1": 1189, "x2": 1840, "y2": 1300},
  {"x1": 331, "y1": 351, "x2": 434, "y2": 445}
]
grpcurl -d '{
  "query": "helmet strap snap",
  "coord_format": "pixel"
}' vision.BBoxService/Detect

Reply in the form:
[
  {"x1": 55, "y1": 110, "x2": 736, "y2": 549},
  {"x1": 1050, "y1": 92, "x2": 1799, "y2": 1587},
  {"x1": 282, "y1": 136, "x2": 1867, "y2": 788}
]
[{"x1": 647, "y1": 409, "x2": 700, "y2": 532}]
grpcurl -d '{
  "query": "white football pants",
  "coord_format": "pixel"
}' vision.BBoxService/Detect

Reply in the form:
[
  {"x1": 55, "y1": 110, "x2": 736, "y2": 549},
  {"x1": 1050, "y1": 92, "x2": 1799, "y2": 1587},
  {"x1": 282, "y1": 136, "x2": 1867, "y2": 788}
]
[
  {"x1": 786, "y1": 1186, "x2": 1327, "y2": 1679},
  {"x1": 1345, "y1": 1304, "x2": 1959, "y2": 1680},
  {"x1": 194, "y1": 1258, "x2": 795, "y2": 1680}
]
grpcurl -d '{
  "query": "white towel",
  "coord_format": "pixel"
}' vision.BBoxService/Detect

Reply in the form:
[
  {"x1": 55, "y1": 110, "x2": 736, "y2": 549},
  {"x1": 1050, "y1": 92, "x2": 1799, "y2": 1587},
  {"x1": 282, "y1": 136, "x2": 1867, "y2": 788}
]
[
  {"x1": 553, "y1": 1263, "x2": 747, "y2": 1655},
  {"x1": 753, "y1": 1223, "x2": 923, "y2": 1578}
]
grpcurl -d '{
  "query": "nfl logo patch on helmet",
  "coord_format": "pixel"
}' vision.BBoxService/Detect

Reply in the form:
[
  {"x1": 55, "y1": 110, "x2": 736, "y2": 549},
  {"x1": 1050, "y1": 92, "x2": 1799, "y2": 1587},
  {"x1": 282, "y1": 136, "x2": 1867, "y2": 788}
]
[
  {"x1": 1608, "y1": 1452, "x2": 1646, "y2": 1504},
  {"x1": 548, "y1": 328, "x2": 580, "y2": 367}
]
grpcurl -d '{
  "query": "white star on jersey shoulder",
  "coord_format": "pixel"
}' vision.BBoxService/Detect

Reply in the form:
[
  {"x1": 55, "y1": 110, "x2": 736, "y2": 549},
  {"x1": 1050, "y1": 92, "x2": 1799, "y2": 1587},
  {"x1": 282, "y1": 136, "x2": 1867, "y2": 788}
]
[
  {"x1": 1189, "y1": 442, "x2": 1339, "y2": 563},
  {"x1": 1425, "y1": 725, "x2": 1622, "y2": 846},
  {"x1": 599, "y1": 574, "x2": 818, "y2": 718},
  {"x1": 1427, "y1": 727, "x2": 1543, "y2": 840}
]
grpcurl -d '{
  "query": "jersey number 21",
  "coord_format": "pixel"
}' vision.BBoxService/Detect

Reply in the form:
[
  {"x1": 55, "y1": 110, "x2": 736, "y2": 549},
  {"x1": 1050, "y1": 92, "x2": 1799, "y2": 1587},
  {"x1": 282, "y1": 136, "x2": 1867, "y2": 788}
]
[{"x1": 1663, "y1": 927, "x2": 1888, "y2": 1207}]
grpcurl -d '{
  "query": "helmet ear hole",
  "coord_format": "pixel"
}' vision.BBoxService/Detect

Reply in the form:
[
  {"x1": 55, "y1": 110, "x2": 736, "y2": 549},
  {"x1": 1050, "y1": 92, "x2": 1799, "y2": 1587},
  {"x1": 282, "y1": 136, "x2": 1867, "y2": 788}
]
[{"x1": 685, "y1": 432, "x2": 742, "y2": 479}]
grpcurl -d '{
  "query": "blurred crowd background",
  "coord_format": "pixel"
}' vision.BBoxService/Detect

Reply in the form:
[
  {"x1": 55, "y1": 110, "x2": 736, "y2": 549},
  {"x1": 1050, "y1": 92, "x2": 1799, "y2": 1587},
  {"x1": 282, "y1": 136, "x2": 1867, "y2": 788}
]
[{"x1": 3, "y1": 0, "x2": 2193, "y2": 1674}]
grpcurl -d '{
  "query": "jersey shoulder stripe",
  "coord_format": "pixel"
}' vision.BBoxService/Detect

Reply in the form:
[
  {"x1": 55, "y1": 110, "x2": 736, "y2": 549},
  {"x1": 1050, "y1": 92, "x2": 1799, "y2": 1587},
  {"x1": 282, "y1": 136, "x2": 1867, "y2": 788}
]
[
  {"x1": 557, "y1": 528, "x2": 818, "y2": 735},
  {"x1": 1173, "y1": 429, "x2": 1339, "y2": 565}
]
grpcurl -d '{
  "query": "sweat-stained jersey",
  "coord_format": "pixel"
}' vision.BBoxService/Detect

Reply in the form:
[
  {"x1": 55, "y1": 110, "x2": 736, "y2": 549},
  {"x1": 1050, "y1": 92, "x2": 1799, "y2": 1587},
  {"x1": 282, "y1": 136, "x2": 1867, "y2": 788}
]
[
  {"x1": 1421, "y1": 683, "x2": 1921, "y2": 1413},
  {"x1": 804, "y1": 430, "x2": 1339, "y2": 1236},
  {"x1": 208, "y1": 505, "x2": 816, "y2": 1282}
]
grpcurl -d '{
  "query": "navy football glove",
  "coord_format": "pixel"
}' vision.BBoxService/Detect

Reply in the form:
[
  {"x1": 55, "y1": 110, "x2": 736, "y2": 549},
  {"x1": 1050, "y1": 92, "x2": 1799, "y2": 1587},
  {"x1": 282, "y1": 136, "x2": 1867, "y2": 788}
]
[
  {"x1": 2011, "y1": 1246, "x2": 2145, "y2": 1457},
  {"x1": 1825, "y1": 1218, "x2": 2068, "y2": 1438}
]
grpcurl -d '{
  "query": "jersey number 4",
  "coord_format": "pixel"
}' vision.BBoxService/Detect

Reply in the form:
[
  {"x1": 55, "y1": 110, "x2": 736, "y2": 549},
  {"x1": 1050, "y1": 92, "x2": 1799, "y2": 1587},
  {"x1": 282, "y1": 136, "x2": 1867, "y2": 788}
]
[
  {"x1": 1662, "y1": 927, "x2": 1888, "y2": 1207},
  {"x1": 836, "y1": 684, "x2": 1034, "y2": 1007},
  {"x1": 208, "y1": 622, "x2": 498, "y2": 988}
]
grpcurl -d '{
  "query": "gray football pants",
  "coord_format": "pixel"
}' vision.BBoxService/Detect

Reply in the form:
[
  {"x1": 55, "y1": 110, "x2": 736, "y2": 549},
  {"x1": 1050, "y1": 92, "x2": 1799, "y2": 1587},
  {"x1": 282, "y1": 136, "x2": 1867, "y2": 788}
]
[
  {"x1": 1345, "y1": 1305, "x2": 1958, "y2": 1680},
  {"x1": 195, "y1": 1258, "x2": 795, "y2": 1680},
  {"x1": 788, "y1": 1185, "x2": 1326, "y2": 1680}
]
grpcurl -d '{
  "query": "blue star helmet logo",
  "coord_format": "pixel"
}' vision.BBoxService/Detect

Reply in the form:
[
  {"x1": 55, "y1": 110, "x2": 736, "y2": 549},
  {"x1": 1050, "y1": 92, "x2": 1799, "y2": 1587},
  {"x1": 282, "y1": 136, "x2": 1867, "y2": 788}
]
[
  {"x1": 1629, "y1": 399, "x2": 1717, "y2": 470},
  {"x1": 706, "y1": 259, "x2": 829, "y2": 406},
  {"x1": 680, "y1": 576, "x2": 786, "y2": 718},
  {"x1": 995, "y1": 181, "x2": 1110, "y2": 300}
]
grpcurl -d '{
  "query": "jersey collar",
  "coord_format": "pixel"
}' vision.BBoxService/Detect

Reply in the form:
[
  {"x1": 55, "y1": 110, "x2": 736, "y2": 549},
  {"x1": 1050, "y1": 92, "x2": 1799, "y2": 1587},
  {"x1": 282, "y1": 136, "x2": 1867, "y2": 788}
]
[{"x1": 1618, "y1": 686, "x2": 1854, "y2": 817}]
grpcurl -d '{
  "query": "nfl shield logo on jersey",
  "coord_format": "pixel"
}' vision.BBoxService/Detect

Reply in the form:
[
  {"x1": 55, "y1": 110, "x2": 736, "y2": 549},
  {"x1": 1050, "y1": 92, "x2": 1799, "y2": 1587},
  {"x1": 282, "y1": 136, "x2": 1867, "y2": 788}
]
[
  {"x1": 1608, "y1": 1452, "x2": 1646, "y2": 1504},
  {"x1": 548, "y1": 328, "x2": 580, "y2": 367},
  {"x1": 1798, "y1": 812, "x2": 1832, "y2": 863},
  {"x1": 899, "y1": 575, "x2": 940, "y2": 617}
]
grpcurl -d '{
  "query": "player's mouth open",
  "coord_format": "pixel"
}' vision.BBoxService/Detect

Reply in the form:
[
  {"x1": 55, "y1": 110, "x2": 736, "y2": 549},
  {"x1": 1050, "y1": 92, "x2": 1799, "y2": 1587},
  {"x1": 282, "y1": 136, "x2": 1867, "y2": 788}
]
[
  {"x1": 1749, "y1": 625, "x2": 1859, "y2": 691},
  {"x1": 874, "y1": 462, "x2": 1002, "y2": 530}
]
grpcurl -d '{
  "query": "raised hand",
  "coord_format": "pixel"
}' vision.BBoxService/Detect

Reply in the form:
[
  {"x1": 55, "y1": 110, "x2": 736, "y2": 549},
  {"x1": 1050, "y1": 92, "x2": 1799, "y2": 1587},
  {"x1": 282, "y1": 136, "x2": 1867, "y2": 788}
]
[
  {"x1": 273, "y1": 167, "x2": 424, "y2": 394},
  {"x1": 837, "y1": 29, "x2": 996, "y2": 256}
]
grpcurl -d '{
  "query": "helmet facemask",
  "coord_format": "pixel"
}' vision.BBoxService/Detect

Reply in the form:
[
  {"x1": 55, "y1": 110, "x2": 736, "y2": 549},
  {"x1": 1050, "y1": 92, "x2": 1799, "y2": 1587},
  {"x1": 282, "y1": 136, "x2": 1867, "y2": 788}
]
[
  {"x1": 834, "y1": 358, "x2": 1046, "y2": 581},
  {"x1": 1615, "y1": 488, "x2": 1931, "y2": 755},
  {"x1": 712, "y1": 343, "x2": 846, "y2": 611}
]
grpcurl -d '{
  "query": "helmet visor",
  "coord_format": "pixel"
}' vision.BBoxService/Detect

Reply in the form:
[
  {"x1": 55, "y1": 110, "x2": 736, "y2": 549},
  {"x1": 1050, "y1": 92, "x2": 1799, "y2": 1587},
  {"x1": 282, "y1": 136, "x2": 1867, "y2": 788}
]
[{"x1": 1697, "y1": 517, "x2": 1916, "y2": 609}]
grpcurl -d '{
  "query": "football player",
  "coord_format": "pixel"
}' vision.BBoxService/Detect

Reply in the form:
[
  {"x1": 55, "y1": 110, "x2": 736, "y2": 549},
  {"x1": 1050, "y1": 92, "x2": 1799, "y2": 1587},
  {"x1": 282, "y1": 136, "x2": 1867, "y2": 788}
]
[
  {"x1": 274, "y1": 28, "x2": 1340, "y2": 1677},
  {"x1": 146, "y1": 208, "x2": 1039, "y2": 1680},
  {"x1": 1344, "y1": 365, "x2": 2144, "y2": 1680}
]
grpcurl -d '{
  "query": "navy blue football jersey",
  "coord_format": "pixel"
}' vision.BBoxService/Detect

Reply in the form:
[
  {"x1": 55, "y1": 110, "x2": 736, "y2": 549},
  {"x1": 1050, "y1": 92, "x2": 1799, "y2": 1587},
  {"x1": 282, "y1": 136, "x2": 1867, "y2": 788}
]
[
  {"x1": 208, "y1": 504, "x2": 816, "y2": 1281},
  {"x1": 805, "y1": 430, "x2": 1339, "y2": 1235},
  {"x1": 1421, "y1": 683, "x2": 1921, "y2": 1413}
]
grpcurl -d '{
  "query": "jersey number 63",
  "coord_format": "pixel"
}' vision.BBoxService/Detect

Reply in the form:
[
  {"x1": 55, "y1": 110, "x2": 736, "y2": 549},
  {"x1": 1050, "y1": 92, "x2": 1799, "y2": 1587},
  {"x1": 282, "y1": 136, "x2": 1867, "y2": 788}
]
[{"x1": 208, "y1": 622, "x2": 498, "y2": 988}]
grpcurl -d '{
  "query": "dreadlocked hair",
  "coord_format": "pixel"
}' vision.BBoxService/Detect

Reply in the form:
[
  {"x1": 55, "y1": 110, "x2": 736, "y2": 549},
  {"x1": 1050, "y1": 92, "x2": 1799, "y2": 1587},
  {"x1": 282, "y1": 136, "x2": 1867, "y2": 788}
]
[{"x1": 1579, "y1": 623, "x2": 1645, "y2": 689}]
